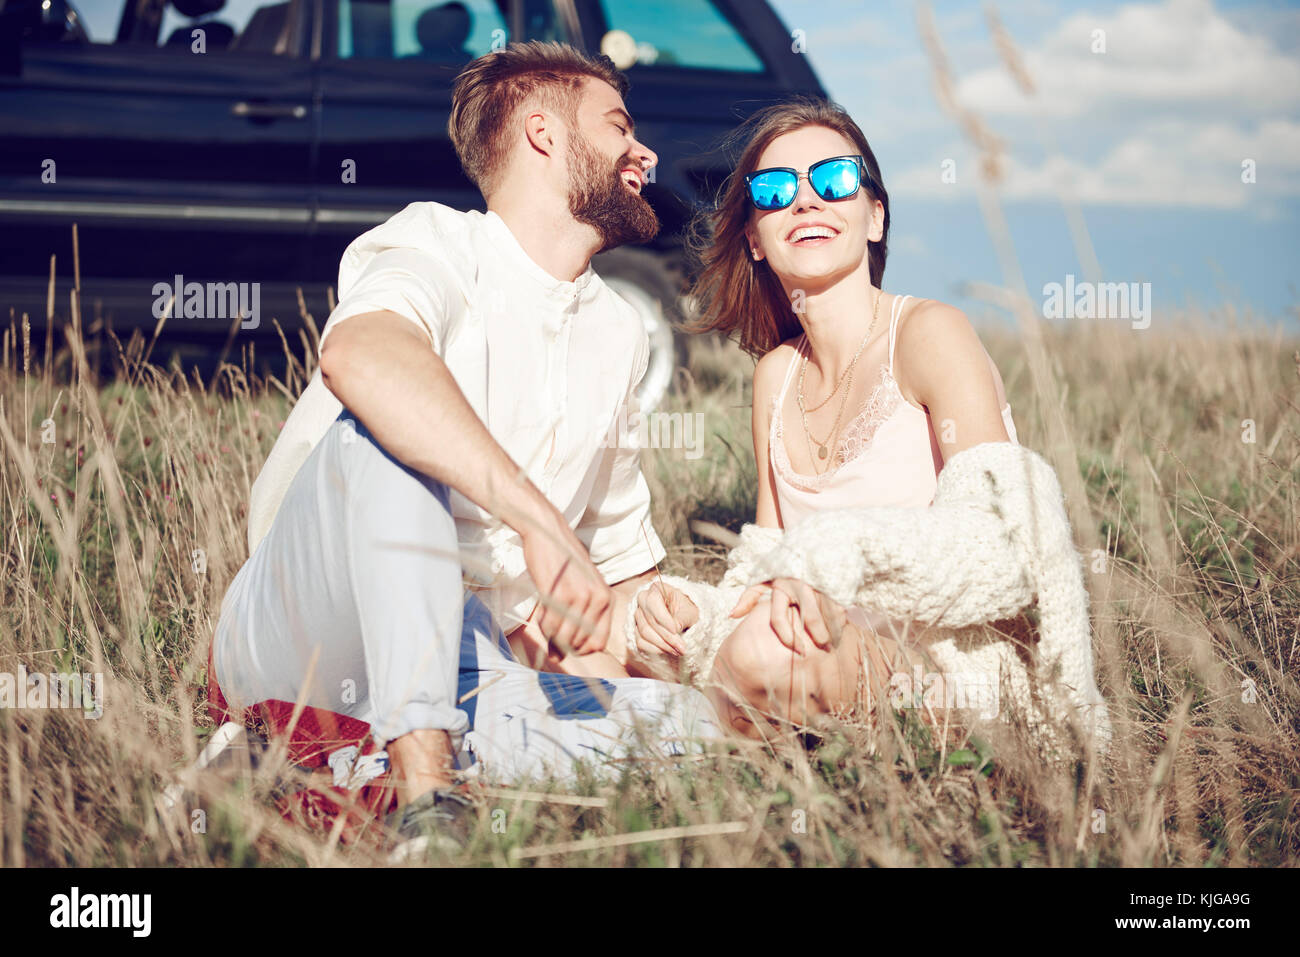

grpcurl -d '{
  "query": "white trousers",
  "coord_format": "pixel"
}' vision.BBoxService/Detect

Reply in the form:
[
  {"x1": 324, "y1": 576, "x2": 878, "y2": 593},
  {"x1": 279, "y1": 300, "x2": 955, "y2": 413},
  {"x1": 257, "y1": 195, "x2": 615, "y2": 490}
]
[{"x1": 213, "y1": 411, "x2": 721, "y2": 783}]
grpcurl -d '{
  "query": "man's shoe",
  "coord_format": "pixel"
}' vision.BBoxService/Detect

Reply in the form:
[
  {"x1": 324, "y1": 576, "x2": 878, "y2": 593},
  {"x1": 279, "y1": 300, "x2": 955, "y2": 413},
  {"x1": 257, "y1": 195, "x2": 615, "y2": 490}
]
[{"x1": 385, "y1": 788, "x2": 476, "y2": 863}]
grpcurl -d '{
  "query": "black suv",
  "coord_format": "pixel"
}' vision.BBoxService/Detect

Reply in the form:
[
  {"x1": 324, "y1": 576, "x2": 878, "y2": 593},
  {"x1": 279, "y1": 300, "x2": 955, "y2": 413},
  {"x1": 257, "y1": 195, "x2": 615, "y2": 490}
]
[{"x1": 0, "y1": 0, "x2": 826, "y2": 407}]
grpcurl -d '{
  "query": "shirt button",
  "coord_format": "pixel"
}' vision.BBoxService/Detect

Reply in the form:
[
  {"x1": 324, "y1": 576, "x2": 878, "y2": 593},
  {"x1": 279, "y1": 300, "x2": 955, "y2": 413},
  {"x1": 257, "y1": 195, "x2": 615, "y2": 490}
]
[{"x1": 490, "y1": 557, "x2": 504, "y2": 574}]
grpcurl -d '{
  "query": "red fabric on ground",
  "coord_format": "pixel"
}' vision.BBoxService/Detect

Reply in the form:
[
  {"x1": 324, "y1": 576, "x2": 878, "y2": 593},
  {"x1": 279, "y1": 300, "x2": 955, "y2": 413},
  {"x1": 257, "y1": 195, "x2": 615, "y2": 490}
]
[{"x1": 205, "y1": 638, "x2": 397, "y2": 844}]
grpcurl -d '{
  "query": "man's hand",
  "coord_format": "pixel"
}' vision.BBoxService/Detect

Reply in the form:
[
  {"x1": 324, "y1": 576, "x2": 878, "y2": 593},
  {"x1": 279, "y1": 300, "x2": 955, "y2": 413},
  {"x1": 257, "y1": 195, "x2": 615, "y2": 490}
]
[
  {"x1": 633, "y1": 581, "x2": 698, "y2": 657},
  {"x1": 320, "y1": 311, "x2": 614, "y2": 656},
  {"x1": 730, "y1": 578, "x2": 847, "y2": 655},
  {"x1": 520, "y1": 513, "x2": 613, "y2": 657}
]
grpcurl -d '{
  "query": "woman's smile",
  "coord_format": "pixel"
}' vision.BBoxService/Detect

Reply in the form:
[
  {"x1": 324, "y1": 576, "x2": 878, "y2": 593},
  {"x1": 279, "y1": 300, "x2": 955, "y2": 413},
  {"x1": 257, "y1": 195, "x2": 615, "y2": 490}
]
[{"x1": 787, "y1": 222, "x2": 840, "y2": 246}]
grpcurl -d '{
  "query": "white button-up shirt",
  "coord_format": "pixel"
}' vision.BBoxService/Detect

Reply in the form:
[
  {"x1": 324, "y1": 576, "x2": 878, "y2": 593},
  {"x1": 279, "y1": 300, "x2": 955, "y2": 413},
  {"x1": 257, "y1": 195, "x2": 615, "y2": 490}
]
[{"x1": 246, "y1": 202, "x2": 666, "y2": 631}]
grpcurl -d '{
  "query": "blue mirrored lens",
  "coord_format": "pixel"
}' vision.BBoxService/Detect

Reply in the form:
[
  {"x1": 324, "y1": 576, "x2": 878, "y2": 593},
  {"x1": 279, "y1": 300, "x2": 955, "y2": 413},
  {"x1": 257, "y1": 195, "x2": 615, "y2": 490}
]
[
  {"x1": 748, "y1": 170, "x2": 798, "y2": 210},
  {"x1": 809, "y1": 159, "x2": 861, "y2": 201}
]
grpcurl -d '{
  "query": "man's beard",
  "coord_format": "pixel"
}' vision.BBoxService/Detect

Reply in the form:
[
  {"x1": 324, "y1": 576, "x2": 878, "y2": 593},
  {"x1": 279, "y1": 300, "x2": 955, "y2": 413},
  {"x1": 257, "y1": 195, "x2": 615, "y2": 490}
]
[{"x1": 567, "y1": 133, "x2": 659, "y2": 253}]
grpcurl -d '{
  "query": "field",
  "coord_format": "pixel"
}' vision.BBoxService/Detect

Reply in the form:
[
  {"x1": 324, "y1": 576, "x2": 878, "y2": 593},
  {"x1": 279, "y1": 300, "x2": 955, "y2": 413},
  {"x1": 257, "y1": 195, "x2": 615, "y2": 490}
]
[{"x1": 0, "y1": 283, "x2": 1296, "y2": 868}]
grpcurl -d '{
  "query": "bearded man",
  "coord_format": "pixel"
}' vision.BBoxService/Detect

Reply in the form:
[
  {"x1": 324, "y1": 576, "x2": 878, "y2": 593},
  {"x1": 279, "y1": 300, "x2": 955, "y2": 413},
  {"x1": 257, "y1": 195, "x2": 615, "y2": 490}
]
[{"x1": 212, "y1": 41, "x2": 719, "y2": 856}]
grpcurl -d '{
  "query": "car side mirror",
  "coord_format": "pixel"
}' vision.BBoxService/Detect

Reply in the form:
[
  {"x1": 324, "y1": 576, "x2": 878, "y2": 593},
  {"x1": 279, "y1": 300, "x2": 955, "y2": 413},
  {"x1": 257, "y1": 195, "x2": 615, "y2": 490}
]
[{"x1": 2, "y1": 0, "x2": 89, "y2": 44}]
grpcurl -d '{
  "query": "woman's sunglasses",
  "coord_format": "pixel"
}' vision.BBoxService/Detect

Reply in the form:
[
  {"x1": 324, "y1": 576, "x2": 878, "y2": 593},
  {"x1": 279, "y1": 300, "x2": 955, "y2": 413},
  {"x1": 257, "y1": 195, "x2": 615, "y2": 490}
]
[{"x1": 743, "y1": 155, "x2": 872, "y2": 212}]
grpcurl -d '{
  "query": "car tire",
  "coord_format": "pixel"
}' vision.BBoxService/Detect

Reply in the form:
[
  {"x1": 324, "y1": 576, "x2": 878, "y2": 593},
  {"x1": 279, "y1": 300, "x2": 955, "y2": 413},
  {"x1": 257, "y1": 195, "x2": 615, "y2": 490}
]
[{"x1": 592, "y1": 247, "x2": 689, "y2": 413}]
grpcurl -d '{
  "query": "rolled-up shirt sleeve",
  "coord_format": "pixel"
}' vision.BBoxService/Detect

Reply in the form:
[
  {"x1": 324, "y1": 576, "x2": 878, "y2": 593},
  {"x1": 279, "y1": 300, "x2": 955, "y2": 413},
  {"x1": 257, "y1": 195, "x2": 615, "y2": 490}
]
[
  {"x1": 575, "y1": 336, "x2": 667, "y2": 584},
  {"x1": 318, "y1": 247, "x2": 460, "y2": 356}
]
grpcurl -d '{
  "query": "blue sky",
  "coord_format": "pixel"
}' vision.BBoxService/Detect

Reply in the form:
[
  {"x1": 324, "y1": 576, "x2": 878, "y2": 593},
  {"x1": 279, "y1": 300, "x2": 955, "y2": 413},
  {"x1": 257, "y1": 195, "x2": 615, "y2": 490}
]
[{"x1": 767, "y1": 0, "x2": 1300, "y2": 331}]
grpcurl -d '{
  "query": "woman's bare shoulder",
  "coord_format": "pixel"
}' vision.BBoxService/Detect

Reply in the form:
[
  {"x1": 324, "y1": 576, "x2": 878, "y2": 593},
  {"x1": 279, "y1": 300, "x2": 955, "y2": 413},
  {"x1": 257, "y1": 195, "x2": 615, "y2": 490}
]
[
  {"x1": 753, "y1": 337, "x2": 802, "y2": 402},
  {"x1": 894, "y1": 297, "x2": 988, "y2": 362},
  {"x1": 897, "y1": 295, "x2": 964, "y2": 331},
  {"x1": 894, "y1": 297, "x2": 1008, "y2": 405}
]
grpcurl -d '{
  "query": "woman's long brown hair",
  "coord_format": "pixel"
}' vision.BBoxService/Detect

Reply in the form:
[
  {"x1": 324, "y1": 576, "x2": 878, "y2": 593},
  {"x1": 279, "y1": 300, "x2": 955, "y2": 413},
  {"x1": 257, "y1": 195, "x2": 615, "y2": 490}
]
[{"x1": 684, "y1": 97, "x2": 891, "y2": 358}]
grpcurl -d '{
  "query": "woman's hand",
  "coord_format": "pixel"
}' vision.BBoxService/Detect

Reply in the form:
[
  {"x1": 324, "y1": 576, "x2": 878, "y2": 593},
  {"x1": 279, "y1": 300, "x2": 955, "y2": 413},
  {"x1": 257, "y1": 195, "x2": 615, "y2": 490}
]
[
  {"x1": 731, "y1": 578, "x2": 847, "y2": 655},
  {"x1": 633, "y1": 581, "x2": 699, "y2": 658}
]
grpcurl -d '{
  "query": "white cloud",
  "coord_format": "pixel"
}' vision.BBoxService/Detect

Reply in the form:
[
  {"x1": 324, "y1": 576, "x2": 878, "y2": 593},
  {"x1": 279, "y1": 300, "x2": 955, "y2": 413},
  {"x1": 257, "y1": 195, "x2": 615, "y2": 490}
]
[
  {"x1": 957, "y1": 0, "x2": 1300, "y2": 118},
  {"x1": 888, "y1": 233, "x2": 930, "y2": 256},
  {"x1": 890, "y1": 118, "x2": 1300, "y2": 207}
]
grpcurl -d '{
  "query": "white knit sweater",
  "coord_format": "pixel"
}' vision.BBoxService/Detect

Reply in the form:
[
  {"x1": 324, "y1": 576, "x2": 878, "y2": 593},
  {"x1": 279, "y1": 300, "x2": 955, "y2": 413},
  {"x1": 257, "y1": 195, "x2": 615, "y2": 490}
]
[{"x1": 628, "y1": 441, "x2": 1113, "y2": 759}]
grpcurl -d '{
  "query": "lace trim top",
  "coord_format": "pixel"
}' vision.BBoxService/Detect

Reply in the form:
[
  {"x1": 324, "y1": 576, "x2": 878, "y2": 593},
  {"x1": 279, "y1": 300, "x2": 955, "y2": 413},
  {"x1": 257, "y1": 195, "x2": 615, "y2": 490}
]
[
  {"x1": 768, "y1": 294, "x2": 1018, "y2": 523},
  {"x1": 771, "y1": 360, "x2": 907, "y2": 492},
  {"x1": 770, "y1": 293, "x2": 920, "y2": 493}
]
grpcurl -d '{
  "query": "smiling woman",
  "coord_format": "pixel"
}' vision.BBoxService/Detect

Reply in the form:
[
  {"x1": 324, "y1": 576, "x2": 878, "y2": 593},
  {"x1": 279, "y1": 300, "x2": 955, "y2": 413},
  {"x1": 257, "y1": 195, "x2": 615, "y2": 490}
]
[
  {"x1": 684, "y1": 97, "x2": 891, "y2": 358},
  {"x1": 607, "y1": 96, "x2": 1104, "y2": 749}
]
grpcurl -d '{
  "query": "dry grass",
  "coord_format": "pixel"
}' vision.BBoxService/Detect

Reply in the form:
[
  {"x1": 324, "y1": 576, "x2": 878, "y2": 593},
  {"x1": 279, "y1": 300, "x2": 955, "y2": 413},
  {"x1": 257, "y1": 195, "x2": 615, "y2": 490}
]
[
  {"x1": 3, "y1": 1, "x2": 1297, "y2": 864},
  {"x1": 0, "y1": 282, "x2": 1296, "y2": 866}
]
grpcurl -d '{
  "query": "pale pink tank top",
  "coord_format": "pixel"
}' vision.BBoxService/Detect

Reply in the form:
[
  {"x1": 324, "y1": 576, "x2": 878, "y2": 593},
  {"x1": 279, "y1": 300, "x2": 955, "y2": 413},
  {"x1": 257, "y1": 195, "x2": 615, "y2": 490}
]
[{"x1": 769, "y1": 294, "x2": 1019, "y2": 529}]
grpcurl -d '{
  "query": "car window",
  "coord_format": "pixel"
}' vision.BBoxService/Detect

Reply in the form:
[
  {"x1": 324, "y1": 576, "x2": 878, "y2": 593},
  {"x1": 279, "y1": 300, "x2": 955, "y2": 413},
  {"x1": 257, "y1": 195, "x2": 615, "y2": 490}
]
[
  {"x1": 20, "y1": 0, "x2": 298, "y2": 52},
  {"x1": 596, "y1": 0, "x2": 764, "y2": 73},
  {"x1": 336, "y1": 0, "x2": 509, "y2": 60},
  {"x1": 74, "y1": 0, "x2": 131, "y2": 42},
  {"x1": 157, "y1": 0, "x2": 297, "y2": 53}
]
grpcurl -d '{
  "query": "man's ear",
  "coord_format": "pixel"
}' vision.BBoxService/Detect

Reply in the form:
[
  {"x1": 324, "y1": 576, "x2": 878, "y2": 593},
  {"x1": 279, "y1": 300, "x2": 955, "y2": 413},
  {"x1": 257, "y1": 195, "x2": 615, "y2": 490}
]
[{"x1": 523, "y1": 109, "x2": 560, "y2": 158}]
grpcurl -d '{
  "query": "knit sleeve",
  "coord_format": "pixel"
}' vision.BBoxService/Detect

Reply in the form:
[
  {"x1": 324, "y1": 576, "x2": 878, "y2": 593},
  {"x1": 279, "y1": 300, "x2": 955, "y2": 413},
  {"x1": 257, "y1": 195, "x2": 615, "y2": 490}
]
[
  {"x1": 622, "y1": 524, "x2": 783, "y2": 687},
  {"x1": 747, "y1": 443, "x2": 1062, "y2": 629}
]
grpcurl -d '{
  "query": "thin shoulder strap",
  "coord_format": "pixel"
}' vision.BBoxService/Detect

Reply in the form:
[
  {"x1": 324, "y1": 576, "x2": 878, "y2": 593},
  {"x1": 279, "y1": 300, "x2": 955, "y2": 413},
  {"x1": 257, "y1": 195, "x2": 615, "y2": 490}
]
[
  {"x1": 887, "y1": 294, "x2": 911, "y2": 377},
  {"x1": 776, "y1": 333, "x2": 806, "y2": 405}
]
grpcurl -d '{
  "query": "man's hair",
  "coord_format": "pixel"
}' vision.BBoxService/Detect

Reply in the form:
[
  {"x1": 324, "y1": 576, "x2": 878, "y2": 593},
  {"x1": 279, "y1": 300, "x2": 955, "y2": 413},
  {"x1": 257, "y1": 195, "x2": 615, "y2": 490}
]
[{"x1": 449, "y1": 41, "x2": 629, "y2": 197}]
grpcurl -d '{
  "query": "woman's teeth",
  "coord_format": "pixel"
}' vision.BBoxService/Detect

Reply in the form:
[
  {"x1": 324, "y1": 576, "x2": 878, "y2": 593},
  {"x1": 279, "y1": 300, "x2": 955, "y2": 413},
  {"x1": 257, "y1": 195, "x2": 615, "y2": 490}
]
[{"x1": 789, "y1": 226, "x2": 837, "y2": 243}]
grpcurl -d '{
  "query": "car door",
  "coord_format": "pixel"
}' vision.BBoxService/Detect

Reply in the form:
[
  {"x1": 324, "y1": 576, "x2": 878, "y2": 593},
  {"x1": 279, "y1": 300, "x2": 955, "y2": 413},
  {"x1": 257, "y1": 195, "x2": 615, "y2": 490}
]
[{"x1": 0, "y1": 0, "x2": 315, "y2": 352}]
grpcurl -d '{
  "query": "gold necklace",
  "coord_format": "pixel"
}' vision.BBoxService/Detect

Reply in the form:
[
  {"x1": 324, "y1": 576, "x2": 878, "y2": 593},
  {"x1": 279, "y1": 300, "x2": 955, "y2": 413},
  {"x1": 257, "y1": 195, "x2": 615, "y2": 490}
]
[
  {"x1": 803, "y1": 355, "x2": 851, "y2": 414},
  {"x1": 801, "y1": 291, "x2": 881, "y2": 414},
  {"x1": 798, "y1": 287, "x2": 884, "y2": 423},
  {"x1": 798, "y1": 289, "x2": 884, "y2": 466}
]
